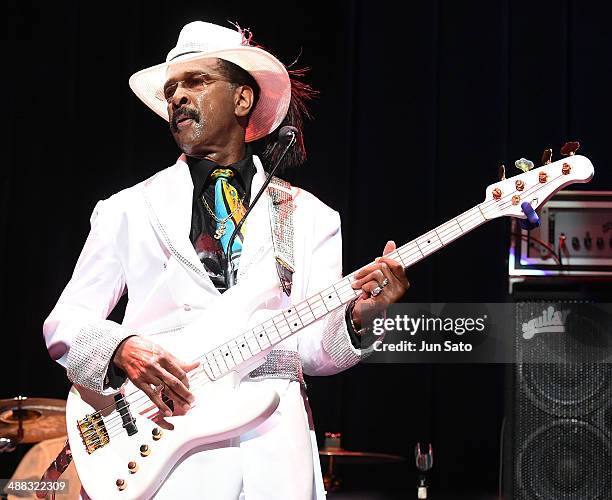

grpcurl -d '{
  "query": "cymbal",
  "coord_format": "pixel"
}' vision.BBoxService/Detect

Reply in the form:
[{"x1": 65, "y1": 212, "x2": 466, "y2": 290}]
[
  {"x1": 0, "y1": 397, "x2": 66, "y2": 444},
  {"x1": 319, "y1": 447, "x2": 405, "y2": 464}
]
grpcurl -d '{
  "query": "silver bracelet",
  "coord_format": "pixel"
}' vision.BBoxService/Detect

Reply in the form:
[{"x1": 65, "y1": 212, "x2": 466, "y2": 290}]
[{"x1": 347, "y1": 299, "x2": 372, "y2": 336}]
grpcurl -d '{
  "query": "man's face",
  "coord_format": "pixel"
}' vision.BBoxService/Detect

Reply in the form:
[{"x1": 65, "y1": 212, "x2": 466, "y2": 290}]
[{"x1": 164, "y1": 58, "x2": 238, "y2": 157}]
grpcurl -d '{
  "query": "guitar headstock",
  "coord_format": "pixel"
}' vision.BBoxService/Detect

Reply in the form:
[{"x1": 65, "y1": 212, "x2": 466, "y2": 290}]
[{"x1": 482, "y1": 153, "x2": 594, "y2": 220}]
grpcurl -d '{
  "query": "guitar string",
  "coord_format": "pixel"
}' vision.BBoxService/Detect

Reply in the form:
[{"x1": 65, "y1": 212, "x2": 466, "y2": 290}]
[
  {"x1": 81, "y1": 169, "x2": 564, "y2": 440},
  {"x1": 86, "y1": 181, "x2": 564, "y2": 442},
  {"x1": 81, "y1": 170, "x2": 561, "y2": 441},
  {"x1": 388, "y1": 171, "x2": 564, "y2": 267},
  {"x1": 79, "y1": 168, "x2": 568, "y2": 439}
]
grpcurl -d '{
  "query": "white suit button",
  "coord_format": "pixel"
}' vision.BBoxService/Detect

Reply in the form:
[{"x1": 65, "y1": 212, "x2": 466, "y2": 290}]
[{"x1": 183, "y1": 304, "x2": 191, "y2": 311}]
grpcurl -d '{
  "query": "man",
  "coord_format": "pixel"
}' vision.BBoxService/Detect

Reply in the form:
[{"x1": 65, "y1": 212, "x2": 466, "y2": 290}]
[{"x1": 43, "y1": 21, "x2": 409, "y2": 499}]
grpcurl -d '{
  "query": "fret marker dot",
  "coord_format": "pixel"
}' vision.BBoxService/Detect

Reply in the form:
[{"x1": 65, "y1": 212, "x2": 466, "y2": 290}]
[
  {"x1": 241, "y1": 344, "x2": 245, "y2": 347},
  {"x1": 294, "y1": 323, "x2": 298, "y2": 326},
  {"x1": 225, "y1": 353, "x2": 229, "y2": 356},
  {"x1": 328, "y1": 295, "x2": 332, "y2": 299}
]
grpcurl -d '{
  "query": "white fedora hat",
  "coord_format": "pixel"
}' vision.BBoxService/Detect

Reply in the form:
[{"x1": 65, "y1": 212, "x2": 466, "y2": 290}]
[{"x1": 129, "y1": 21, "x2": 291, "y2": 142}]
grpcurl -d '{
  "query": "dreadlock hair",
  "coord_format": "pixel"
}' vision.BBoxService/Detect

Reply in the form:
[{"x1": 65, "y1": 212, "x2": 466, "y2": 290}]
[
  {"x1": 221, "y1": 23, "x2": 318, "y2": 172},
  {"x1": 256, "y1": 67, "x2": 317, "y2": 171}
]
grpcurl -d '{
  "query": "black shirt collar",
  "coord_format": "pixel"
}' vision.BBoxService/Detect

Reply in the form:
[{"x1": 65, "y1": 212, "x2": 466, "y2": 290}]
[{"x1": 187, "y1": 145, "x2": 256, "y2": 196}]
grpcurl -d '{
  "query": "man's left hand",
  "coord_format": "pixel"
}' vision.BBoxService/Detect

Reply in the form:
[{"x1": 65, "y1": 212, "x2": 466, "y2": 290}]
[{"x1": 350, "y1": 240, "x2": 409, "y2": 331}]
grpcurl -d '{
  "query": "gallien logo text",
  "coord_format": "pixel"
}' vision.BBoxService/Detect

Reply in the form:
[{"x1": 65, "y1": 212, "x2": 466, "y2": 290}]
[{"x1": 521, "y1": 306, "x2": 570, "y2": 340}]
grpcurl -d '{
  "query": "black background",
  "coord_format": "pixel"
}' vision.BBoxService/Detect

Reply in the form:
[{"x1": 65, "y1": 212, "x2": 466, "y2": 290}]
[{"x1": 1, "y1": 1, "x2": 611, "y2": 497}]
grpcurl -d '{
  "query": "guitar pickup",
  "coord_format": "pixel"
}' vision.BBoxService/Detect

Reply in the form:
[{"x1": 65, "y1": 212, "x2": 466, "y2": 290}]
[{"x1": 114, "y1": 393, "x2": 138, "y2": 436}]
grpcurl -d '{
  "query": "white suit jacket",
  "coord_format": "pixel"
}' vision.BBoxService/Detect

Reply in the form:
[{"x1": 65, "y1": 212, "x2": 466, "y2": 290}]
[{"x1": 43, "y1": 155, "x2": 368, "y2": 499}]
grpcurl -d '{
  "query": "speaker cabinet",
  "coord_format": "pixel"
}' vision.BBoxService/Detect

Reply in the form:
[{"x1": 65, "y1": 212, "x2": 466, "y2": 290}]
[{"x1": 503, "y1": 302, "x2": 612, "y2": 499}]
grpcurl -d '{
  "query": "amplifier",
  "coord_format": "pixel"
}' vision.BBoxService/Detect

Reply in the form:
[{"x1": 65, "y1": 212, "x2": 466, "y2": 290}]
[{"x1": 509, "y1": 191, "x2": 612, "y2": 280}]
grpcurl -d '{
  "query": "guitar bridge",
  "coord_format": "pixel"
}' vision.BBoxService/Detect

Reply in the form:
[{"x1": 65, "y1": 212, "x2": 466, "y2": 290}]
[{"x1": 77, "y1": 412, "x2": 109, "y2": 454}]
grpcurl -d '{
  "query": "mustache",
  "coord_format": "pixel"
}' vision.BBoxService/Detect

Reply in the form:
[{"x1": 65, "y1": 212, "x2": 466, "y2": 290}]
[{"x1": 170, "y1": 108, "x2": 200, "y2": 132}]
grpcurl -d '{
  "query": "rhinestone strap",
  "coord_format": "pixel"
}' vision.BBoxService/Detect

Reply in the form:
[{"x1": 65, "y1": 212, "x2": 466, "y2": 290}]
[
  {"x1": 249, "y1": 349, "x2": 305, "y2": 388},
  {"x1": 267, "y1": 177, "x2": 295, "y2": 296}
]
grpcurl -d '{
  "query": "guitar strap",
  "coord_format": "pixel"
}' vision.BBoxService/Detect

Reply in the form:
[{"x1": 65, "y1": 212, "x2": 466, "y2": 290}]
[
  {"x1": 248, "y1": 178, "x2": 307, "y2": 387},
  {"x1": 36, "y1": 439, "x2": 72, "y2": 498},
  {"x1": 266, "y1": 176, "x2": 295, "y2": 297}
]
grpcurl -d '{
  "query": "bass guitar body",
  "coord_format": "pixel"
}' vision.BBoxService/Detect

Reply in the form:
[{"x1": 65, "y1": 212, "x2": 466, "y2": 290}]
[
  {"x1": 66, "y1": 374, "x2": 279, "y2": 499},
  {"x1": 66, "y1": 281, "x2": 283, "y2": 499}
]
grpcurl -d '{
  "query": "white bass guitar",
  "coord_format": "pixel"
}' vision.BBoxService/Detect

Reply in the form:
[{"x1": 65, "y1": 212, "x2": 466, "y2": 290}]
[{"x1": 66, "y1": 150, "x2": 594, "y2": 499}]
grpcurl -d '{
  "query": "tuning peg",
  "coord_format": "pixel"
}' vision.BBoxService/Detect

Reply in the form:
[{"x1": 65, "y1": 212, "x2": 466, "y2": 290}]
[
  {"x1": 541, "y1": 148, "x2": 552, "y2": 165},
  {"x1": 499, "y1": 164, "x2": 506, "y2": 180},
  {"x1": 560, "y1": 141, "x2": 580, "y2": 156},
  {"x1": 515, "y1": 158, "x2": 534, "y2": 173}
]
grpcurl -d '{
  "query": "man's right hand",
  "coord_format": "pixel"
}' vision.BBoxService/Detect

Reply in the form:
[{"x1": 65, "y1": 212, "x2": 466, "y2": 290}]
[{"x1": 112, "y1": 336, "x2": 200, "y2": 417}]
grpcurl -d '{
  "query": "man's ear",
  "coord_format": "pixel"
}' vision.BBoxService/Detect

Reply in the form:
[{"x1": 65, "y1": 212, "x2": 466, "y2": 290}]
[{"x1": 234, "y1": 85, "x2": 255, "y2": 118}]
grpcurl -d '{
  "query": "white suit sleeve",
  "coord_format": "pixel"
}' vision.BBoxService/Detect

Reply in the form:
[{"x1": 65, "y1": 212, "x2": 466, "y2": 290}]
[
  {"x1": 43, "y1": 199, "x2": 136, "y2": 394},
  {"x1": 297, "y1": 208, "x2": 377, "y2": 376}
]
